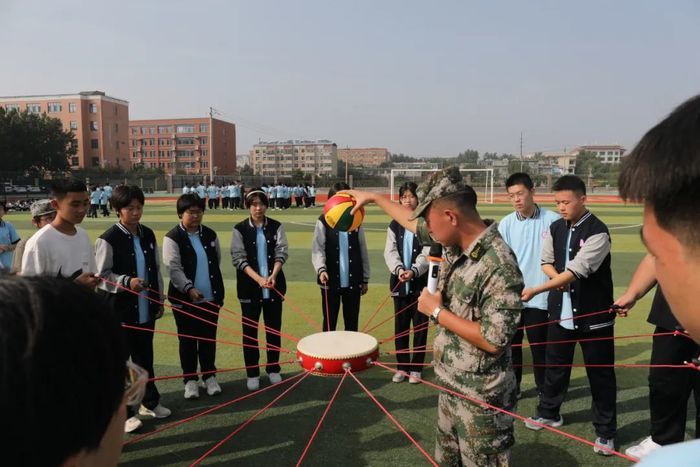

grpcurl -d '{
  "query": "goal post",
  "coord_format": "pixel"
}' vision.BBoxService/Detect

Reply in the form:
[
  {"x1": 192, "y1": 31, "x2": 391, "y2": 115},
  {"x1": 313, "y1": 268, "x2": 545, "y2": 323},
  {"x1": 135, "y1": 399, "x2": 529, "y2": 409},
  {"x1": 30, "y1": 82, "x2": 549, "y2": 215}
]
[{"x1": 389, "y1": 168, "x2": 494, "y2": 204}]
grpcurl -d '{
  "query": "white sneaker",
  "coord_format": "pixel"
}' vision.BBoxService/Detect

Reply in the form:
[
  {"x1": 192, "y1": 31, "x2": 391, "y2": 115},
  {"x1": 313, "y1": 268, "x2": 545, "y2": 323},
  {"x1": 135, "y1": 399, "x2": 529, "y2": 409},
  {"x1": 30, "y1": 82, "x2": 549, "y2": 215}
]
[
  {"x1": 138, "y1": 404, "x2": 172, "y2": 419},
  {"x1": 524, "y1": 415, "x2": 564, "y2": 430},
  {"x1": 124, "y1": 416, "x2": 143, "y2": 433},
  {"x1": 408, "y1": 371, "x2": 422, "y2": 384},
  {"x1": 268, "y1": 372, "x2": 282, "y2": 384},
  {"x1": 392, "y1": 372, "x2": 406, "y2": 383},
  {"x1": 593, "y1": 437, "x2": 615, "y2": 456},
  {"x1": 625, "y1": 436, "x2": 661, "y2": 460},
  {"x1": 205, "y1": 377, "x2": 222, "y2": 396},
  {"x1": 184, "y1": 380, "x2": 200, "y2": 399},
  {"x1": 247, "y1": 377, "x2": 260, "y2": 391}
]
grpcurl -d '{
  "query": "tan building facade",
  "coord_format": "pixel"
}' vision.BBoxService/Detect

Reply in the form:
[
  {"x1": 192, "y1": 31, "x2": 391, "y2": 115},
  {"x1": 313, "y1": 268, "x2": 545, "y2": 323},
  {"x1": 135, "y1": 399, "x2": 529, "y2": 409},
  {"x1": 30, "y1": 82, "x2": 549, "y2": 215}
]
[
  {"x1": 128, "y1": 117, "x2": 236, "y2": 176},
  {"x1": 250, "y1": 140, "x2": 337, "y2": 177},
  {"x1": 572, "y1": 145, "x2": 625, "y2": 164},
  {"x1": 337, "y1": 147, "x2": 390, "y2": 167},
  {"x1": 0, "y1": 91, "x2": 129, "y2": 169}
]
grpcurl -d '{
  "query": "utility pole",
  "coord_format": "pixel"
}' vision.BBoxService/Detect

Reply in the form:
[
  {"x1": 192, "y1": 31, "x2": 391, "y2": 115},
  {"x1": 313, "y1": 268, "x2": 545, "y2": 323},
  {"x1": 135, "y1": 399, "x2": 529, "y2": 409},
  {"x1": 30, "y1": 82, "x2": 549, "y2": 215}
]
[
  {"x1": 209, "y1": 107, "x2": 214, "y2": 183},
  {"x1": 344, "y1": 145, "x2": 349, "y2": 184},
  {"x1": 520, "y1": 132, "x2": 524, "y2": 172}
]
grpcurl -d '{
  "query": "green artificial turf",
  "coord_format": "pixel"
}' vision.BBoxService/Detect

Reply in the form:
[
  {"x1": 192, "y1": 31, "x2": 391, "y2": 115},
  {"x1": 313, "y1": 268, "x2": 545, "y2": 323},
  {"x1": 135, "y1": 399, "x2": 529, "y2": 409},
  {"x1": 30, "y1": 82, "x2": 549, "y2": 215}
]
[{"x1": 5, "y1": 200, "x2": 693, "y2": 466}]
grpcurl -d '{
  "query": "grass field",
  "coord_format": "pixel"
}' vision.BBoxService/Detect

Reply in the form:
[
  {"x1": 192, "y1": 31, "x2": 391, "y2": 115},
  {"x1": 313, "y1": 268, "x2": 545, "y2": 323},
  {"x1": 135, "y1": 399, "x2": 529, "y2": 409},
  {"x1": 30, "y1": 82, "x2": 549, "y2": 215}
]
[{"x1": 6, "y1": 200, "x2": 693, "y2": 466}]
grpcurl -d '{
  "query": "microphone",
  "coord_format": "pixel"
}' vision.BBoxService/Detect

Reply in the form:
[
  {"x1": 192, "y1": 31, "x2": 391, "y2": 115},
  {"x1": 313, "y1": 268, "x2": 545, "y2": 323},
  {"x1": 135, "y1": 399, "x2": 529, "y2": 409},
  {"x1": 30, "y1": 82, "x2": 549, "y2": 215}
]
[{"x1": 427, "y1": 243, "x2": 443, "y2": 294}]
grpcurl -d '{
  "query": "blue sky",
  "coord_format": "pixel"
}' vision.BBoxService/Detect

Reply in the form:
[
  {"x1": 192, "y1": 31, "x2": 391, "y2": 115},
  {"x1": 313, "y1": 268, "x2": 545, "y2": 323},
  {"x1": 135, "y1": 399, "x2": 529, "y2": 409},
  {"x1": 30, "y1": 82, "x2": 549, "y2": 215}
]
[{"x1": 2, "y1": 0, "x2": 699, "y2": 156}]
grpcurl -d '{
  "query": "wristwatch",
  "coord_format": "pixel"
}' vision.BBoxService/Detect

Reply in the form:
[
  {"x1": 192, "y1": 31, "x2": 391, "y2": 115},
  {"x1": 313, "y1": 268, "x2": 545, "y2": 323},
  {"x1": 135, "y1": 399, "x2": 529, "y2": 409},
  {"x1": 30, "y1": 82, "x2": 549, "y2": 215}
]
[{"x1": 431, "y1": 306, "x2": 445, "y2": 324}]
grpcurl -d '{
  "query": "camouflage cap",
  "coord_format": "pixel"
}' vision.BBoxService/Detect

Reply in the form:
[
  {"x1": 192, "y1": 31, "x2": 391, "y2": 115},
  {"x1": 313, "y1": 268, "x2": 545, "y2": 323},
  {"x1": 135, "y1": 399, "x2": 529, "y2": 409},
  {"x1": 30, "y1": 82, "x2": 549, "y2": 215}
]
[
  {"x1": 410, "y1": 167, "x2": 469, "y2": 220},
  {"x1": 30, "y1": 199, "x2": 56, "y2": 218}
]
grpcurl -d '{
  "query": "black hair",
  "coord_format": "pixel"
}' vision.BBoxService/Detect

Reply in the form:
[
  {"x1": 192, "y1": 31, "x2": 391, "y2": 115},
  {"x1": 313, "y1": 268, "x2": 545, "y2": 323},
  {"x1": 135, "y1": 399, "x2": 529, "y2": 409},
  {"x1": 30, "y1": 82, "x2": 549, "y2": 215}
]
[
  {"x1": 439, "y1": 185, "x2": 479, "y2": 216},
  {"x1": 111, "y1": 185, "x2": 145, "y2": 212},
  {"x1": 398, "y1": 182, "x2": 419, "y2": 199},
  {"x1": 176, "y1": 193, "x2": 206, "y2": 216},
  {"x1": 552, "y1": 175, "x2": 586, "y2": 196},
  {"x1": 0, "y1": 276, "x2": 125, "y2": 466},
  {"x1": 620, "y1": 94, "x2": 700, "y2": 249},
  {"x1": 51, "y1": 179, "x2": 87, "y2": 200},
  {"x1": 245, "y1": 187, "x2": 269, "y2": 208},
  {"x1": 505, "y1": 172, "x2": 534, "y2": 190},
  {"x1": 328, "y1": 182, "x2": 350, "y2": 198}
]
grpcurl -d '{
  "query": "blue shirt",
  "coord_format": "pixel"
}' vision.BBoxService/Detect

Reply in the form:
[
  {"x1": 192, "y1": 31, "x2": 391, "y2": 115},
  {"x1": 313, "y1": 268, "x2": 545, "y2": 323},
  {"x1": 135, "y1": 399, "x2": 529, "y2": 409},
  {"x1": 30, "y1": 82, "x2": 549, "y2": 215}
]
[
  {"x1": 132, "y1": 235, "x2": 149, "y2": 323},
  {"x1": 0, "y1": 220, "x2": 20, "y2": 270},
  {"x1": 206, "y1": 186, "x2": 218, "y2": 198},
  {"x1": 256, "y1": 227, "x2": 270, "y2": 299},
  {"x1": 188, "y1": 232, "x2": 214, "y2": 301},
  {"x1": 560, "y1": 228, "x2": 575, "y2": 329},
  {"x1": 339, "y1": 232, "x2": 350, "y2": 288},
  {"x1": 498, "y1": 206, "x2": 559, "y2": 311},
  {"x1": 90, "y1": 190, "x2": 101, "y2": 204},
  {"x1": 103, "y1": 185, "x2": 113, "y2": 199},
  {"x1": 196, "y1": 185, "x2": 206, "y2": 198},
  {"x1": 402, "y1": 230, "x2": 414, "y2": 295},
  {"x1": 638, "y1": 439, "x2": 700, "y2": 466}
]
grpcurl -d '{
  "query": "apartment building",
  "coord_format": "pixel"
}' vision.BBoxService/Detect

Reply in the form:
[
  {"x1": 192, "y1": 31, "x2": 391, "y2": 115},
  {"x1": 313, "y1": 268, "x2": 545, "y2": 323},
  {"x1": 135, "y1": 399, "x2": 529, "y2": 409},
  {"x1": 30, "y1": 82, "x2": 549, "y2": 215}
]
[
  {"x1": 572, "y1": 145, "x2": 625, "y2": 164},
  {"x1": 0, "y1": 91, "x2": 129, "y2": 169},
  {"x1": 250, "y1": 140, "x2": 338, "y2": 177},
  {"x1": 128, "y1": 117, "x2": 236, "y2": 176},
  {"x1": 337, "y1": 147, "x2": 390, "y2": 167}
]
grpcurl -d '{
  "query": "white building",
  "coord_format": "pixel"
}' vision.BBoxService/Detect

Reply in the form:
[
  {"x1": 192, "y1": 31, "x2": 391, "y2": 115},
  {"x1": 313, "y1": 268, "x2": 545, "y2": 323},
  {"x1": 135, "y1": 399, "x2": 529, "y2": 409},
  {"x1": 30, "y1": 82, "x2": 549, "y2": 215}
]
[{"x1": 250, "y1": 140, "x2": 338, "y2": 177}]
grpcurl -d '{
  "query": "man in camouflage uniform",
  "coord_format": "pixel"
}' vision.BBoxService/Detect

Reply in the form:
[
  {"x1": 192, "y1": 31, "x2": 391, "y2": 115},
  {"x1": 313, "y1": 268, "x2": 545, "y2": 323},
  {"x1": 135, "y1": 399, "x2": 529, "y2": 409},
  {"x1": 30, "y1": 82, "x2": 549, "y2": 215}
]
[{"x1": 347, "y1": 168, "x2": 523, "y2": 466}]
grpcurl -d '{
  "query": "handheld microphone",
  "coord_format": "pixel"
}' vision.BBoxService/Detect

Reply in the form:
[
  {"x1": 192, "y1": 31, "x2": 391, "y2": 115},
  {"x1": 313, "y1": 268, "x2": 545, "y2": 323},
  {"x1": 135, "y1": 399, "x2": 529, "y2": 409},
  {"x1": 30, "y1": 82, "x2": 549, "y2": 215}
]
[{"x1": 427, "y1": 243, "x2": 443, "y2": 294}]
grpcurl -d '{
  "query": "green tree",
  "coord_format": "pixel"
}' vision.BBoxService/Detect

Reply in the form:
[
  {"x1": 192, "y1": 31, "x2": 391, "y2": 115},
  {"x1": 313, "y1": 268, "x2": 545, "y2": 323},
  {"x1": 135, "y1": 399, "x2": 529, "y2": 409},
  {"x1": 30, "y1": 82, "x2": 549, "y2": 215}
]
[
  {"x1": 574, "y1": 151, "x2": 603, "y2": 177},
  {"x1": 0, "y1": 108, "x2": 76, "y2": 174},
  {"x1": 457, "y1": 149, "x2": 479, "y2": 164},
  {"x1": 239, "y1": 164, "x2": 254, "y2": 176}
]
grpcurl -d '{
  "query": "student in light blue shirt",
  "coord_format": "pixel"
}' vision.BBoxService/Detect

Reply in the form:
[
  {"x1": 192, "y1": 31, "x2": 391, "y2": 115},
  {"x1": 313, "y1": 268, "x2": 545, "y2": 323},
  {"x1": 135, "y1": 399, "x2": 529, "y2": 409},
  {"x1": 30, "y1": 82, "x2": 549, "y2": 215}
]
[
  {"x1": 0, "y1": 202, "x2": 20, "y2": 270},
  {"x1": 498, "y1": 173, "x2": 559, "y2": 397}
]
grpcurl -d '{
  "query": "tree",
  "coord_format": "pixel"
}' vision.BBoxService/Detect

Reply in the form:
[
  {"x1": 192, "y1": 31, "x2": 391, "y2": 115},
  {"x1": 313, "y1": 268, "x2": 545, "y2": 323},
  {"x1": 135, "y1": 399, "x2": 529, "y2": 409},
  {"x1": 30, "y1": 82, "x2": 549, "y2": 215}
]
[
  {"x1": 239, "y1": 164, "x2": 254, "y2": 176},
  {"x1": 0, "y1": 108, "x2": 76, "y2": 174},
  {"x1": 457, "y1": 149, "x2": 479, "y2": 165},
  {"x1": 574, "y1": 151, "x2": 603, "y2": 178}
]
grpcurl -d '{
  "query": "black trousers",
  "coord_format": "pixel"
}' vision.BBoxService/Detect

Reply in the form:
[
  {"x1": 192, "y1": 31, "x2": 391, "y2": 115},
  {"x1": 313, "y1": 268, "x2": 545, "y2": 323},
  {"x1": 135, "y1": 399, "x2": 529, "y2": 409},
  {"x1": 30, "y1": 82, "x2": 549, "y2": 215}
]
[
  {"x1": 207, "y1": 198, "x2": 215, "y2": 210},
  {"x1": 295, "y1": 196, "x2": 302, "y2": 207},
  {"x1": 123, "y1": 320, "x2": 161, "y2": 416},
  {"x1": 241, "y1": 299, "x2": 283, "y2": 377},
  {"x1": 222, "y1": 197, "x2": 229, "y2": 209},
  {"x1": 511, "y1": 307, "x2": 550, "y2": 393},
  {"x1": 393, "y1": 296, "x2": 428, "y2": 373},
  {"x1": 172, "y1": 301, "x2": 220, "y2": 383},
  {"x1": 649, "y1": 326, "x2": 700, "y2": 445},
  {"x1": 537, "y1": 323, "x2": 617, "y2": 439},
  {"x1": 90, "y1": 204, "x2": 98, "y2": 218},
  {"x1": 321, "y1": 286, "x2": 361, "y2": 331}
]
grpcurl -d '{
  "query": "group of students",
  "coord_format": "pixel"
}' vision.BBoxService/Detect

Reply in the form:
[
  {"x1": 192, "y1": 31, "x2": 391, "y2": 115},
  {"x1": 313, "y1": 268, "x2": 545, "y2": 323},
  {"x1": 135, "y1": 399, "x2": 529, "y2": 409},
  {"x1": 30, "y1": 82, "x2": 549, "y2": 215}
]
[
  {"x1": 182, "y1": 181, "x2": 245, "y2": 210},
  {"x1": 88, "y1": 182, "x2": 113, "y2": 218}
]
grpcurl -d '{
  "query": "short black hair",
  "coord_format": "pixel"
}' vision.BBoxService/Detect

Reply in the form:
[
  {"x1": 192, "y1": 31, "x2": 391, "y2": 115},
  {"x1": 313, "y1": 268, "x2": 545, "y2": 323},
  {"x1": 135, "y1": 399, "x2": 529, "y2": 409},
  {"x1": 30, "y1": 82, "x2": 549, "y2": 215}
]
[
  {"x1": 505, "y1": 172, "x2": 534, "y2": 190},
  {"x1": 398, "y1": 182, "x2": 419, "y2": 199},
  {"x1": 51, "y1": 179, "x2": 87, "y2": 200},
  {"x1": 177, "y1": 193, "x2": 205, "y2": 216},
  {"x1": 328, "y1": 182, "x2": 350, "y2": 198},
  {"x1": 0, "y1": 276, "x2": 125, "y2": 466},
  {"x1": 111, "y1": 185, "x2": 145, "y2": 212},
  {"x1": 620, "y1": 94, "x2": 700, "y2": 249},
  {"x1": 245, "y1": 187, "x2": 269, "y2": 208},
  {"x1": 439, "y1": 185, "x2": 479, "y2": 217},
  {"x1": 552, "y1": 175, "x2": 586, "y2": 196}
]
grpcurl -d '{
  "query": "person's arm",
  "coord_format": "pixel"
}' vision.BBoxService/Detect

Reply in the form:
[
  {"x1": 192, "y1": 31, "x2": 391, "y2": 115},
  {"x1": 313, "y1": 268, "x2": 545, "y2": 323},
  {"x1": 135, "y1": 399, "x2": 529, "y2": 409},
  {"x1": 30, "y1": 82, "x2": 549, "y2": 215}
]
[
  {"x1": 384, "y1": 227, "x2": 404, "y2": 275},
  {"x1": 20, "y1": 238, "x2": 49, "y2": 276},
  {"x1": 614, "y1": 253, "x2": 656, "y2": 315},
  {"x1": 269, "y1": 224, "x2": 288, "y2": 287},
  {"x1": 10, "y1": 239, "x2": 26, "y2": 273},
  {"x1": 230, "y1": 227, "x2": 267, "y2": 287},
  {"x1": 358, "y1": 227, "x2": 370, "y2": 294},
  {"x1": 162, "y1": 236, "x2": 194, "y2": 294},
  {"x1": 214, "y1": 236, "x2": 221, "y2": 265},
  {"x1": 311, "y1": 219, "x2": 328, "y2": 283},
  {"x1": 344, "y1": 190, "x2": 417, "y2": 233},
  {"x1": 95, "y1": 238, "x2": 137, "y2": 293},
  {"x1": 2, "y1": 223, "x2": 20, "y2": 251},
  {"x1": 413, "y1": 244, "x2": 430, "y2": 278},
  {"x1": 540, "y1": 229, "x2": 557, "y2": 279}
]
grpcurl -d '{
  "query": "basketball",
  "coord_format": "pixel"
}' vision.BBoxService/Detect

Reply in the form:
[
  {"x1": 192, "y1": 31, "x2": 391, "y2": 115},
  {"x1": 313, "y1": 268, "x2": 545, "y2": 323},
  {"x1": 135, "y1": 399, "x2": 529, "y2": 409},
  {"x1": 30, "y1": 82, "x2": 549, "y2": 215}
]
[{"x1": 323, "y1": 193, "x2": 364, "y2": 231}]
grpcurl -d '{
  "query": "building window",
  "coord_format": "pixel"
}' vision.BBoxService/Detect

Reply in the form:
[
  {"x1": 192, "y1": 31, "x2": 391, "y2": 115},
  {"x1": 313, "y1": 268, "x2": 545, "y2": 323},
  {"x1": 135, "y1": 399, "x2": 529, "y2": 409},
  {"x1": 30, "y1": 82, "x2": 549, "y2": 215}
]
[
  {"x1": 148, "y1": 127, "x2": 155, "y2": 134},
  {"x1": 70, "y1": 121, "x2": 78, "y2": 130},
  {"x1": 90, "y1": 121, "x2": 98, "y2": 131},
  {"x1": 177, "y1": 150, "x2": 194, "y2": 158},
  {"x1": 158, "y1": 125, "x2": 172, "y2": 134},
  {"x1": 199, "y1": 123, "x2": 208, "y2": 133},
  {"x1": 47, "y1": 102, "x2": 62, "y2": 113},
  {"x1": 69, "y1": 103, "x2": 77, "y2": 113},
  {"x1": 115, "y1": 123, "x2": 119, "y2": 133},
  {"x1": 5, "y1": 104, "x2": 20, "y2": 112},
  {"x1": 70, "y1": 157, "x2": 79, "y2": 166},
  {"x1": 131, "y1": 128, "x2": 138, "y2": 135},
  {"x1": 202, "y1": 149, "x2": 208, "y2": 156},
  {"x1": 115, "y1": 141, "x2": 119, "y2": 150},
  {"x1": 113, "y1": 106, "x2": 118, "y2": 115},
  {"x1": 91, "y1": 139, "x2": 99, "y2": 149},
  {"x1": 27, "y1": 104, "x2": 41, "y2": 113},
  {"x1": 176, "y1": 125, "x2": 195, "y2": 134},
  {"x1": 200, "y1": 137, "x2": 207, "y2": 145},
  {"x1": 176, "y1": 137, "x2": 195, "y2": 145},
  {"x1": 89, "y1": 103, "x2": 97, "y2": 113}
]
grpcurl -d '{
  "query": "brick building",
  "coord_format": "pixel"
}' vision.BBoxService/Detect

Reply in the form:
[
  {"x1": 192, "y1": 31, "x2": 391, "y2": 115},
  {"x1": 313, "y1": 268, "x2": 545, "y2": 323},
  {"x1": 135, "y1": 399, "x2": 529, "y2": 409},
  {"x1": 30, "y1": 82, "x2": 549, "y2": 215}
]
[
  {"x1": 250, "y1": 140, "x2": 337, "y2": 178},
  {"x1": 0, "y1": 91, "x2": 129, "y2": 169},
  {"x1": 337, "y1": 147, "x2": 390, "y2": 167}
]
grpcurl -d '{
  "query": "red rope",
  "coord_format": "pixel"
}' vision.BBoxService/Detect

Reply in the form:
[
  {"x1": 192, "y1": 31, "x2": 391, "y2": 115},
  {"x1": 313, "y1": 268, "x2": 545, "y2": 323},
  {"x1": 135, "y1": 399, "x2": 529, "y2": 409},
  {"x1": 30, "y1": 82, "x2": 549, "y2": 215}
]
[
  {"x1": 364, "y1": 298, "x2": 419, "y2": 334},
  {"x1": 204, "y1": 299, "x2": 300, "y2": 342},
  {"x1": 296, "y1": 371, "x2": 348, "y2": 466},
  {"x1": 373, "y1": 361, "x2": 637, "y2": 462},
  {"x1": 148, "y1": 360, "x2": 297, "y2": 382},
  {"x1": 347, "y1": 369, "x2": 438, "y2": 466},
  {"x1": 191, "y1": 371, "x2": 312, "y2": 465},
  {"x1": 323, "y1": 285, "x2": 331, "y2": 332},
  {"x1": 124, "y1": 370, "x2": 307, "y2": 446},
  {"x1": 517, "y1": 308, "x2": 615, "y2": 331},
  {"x1": 513, "y1": 331, "x2": 680, "y2": 348},
  {"x1": 379, "y1": 320, "x2": 431, "y2": 345},
  {"x1": 361, "y1": 281, "x2": 403, "y2": 332},
  {"x1": 270, "y1": 286, "x2": 322, "y2": 331}
]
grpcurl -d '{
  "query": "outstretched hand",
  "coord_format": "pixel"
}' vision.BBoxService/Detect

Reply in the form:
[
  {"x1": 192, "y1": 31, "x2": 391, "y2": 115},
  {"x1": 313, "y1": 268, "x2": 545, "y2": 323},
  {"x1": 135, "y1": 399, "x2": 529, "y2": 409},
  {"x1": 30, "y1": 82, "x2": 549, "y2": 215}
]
[{"x1": 341, "y1": 190, "x2": 375, "y2": 215}]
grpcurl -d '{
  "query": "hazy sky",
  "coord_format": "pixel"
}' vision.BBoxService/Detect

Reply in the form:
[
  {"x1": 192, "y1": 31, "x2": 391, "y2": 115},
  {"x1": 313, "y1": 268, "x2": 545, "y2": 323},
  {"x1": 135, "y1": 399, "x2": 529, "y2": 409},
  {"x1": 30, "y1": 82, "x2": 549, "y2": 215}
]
[{"x1": 2, "y1": 0, "x2": 699, "y2": 156}]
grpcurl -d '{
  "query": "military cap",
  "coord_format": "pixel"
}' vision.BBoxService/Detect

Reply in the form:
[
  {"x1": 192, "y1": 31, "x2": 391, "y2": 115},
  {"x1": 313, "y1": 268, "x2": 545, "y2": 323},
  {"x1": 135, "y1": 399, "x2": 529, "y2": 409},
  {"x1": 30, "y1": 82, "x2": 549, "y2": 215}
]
[{"x1": 410, "y1": 167, "x2": 475, "y2": 220}]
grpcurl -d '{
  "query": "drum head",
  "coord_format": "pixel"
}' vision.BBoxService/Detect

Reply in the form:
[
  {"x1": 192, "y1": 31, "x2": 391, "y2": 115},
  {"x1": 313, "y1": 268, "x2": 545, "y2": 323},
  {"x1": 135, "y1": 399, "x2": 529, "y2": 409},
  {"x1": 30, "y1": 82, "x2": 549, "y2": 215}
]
[{"x1": 297, "y1": 331, "x2": 379, "y2": 375}]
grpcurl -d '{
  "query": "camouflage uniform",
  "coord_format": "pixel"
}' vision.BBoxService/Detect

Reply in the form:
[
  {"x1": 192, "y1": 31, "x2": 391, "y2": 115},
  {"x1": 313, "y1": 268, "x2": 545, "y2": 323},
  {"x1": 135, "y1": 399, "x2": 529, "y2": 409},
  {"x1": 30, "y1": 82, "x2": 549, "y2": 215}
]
[{"x1": 413, "y1": 168, "x2": 524, "y2": 466}]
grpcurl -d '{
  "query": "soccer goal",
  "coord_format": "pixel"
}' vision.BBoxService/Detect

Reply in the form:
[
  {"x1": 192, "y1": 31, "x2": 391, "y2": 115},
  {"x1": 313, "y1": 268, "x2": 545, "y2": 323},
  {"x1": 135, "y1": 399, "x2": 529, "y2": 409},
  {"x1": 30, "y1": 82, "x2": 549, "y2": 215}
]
[{"x1": 389, "y1": 168, "x2": 494, "y2": 203}]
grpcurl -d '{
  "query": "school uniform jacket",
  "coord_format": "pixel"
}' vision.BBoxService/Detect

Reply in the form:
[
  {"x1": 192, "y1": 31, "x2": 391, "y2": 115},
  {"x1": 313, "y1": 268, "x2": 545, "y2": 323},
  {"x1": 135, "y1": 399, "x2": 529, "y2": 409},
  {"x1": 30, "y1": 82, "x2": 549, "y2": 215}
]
[
  {"x1": 384, "y1": 221, "x2": 429, "y2": 298},
  {"x1": 311, "y1": 215, "x2": 370, "y2": 291}
]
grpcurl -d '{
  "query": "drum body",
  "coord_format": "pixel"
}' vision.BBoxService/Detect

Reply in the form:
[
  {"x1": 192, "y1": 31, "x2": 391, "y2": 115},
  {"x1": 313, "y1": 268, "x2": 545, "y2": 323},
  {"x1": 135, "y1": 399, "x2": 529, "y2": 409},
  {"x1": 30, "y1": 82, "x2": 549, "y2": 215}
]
[{"x1": 297, "y1": 331, "x2": 379, "y2": 375}]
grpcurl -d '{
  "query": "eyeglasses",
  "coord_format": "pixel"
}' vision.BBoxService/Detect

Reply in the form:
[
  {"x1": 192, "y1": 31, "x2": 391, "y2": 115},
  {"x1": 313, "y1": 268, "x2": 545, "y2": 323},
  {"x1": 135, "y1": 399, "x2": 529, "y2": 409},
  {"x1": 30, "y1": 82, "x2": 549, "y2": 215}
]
[{"x1": 124, "y1": 361, "x2": 148, "y2": 407}]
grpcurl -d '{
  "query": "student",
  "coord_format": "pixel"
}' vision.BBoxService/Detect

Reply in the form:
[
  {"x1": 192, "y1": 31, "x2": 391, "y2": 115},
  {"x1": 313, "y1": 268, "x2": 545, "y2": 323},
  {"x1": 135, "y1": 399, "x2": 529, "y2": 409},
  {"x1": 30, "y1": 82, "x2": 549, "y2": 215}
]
[
  {"x1": 383, "y1": 182, "x2": 429, "y2": 384},
  {"x1": 182, "y1": 182, "x2": 191, "y2": 195},
  {"x1": 95, "y1": 185, "x2": 172, "y2": 434},
  {"x1": 311, "y1": 182, "x2": 370, "y2": 332},
  {"x1": 0, "y1": 275, "x2": 132, "y2": 466},
  {"x1": 231, "y1": 188, "x2": 289, "y2": 391},
  {"x1": 221, "y1": 182, "x2": 230, "y2": 210},
  {"x1": 498, "y1": 172, "x2": 559, "y2": 397},
  {"x1": 206, "y1": 182, "x2": 218, "y2": 210},
  {"x1": 163, "y1": 194, "x2": 224, "y2": 400},
  {"x1": 268, "y1": 183, "x2": 277, "y2": 210},
  {"x1": 103, "y1": 182, "x2": 113, "y2": 213},
  {"x1": 90, "y1": 185, "x2": 100, "y2": 218},
  {"x1": 100, "y1": 186, "x2": 110, "y2": 217},
  {"x1": 195, "y1": 182, "x2": 206, "y2": 200},
  {"x1": 616, "y1": 94, "x2": 700, "y2": 466},
  {"x1": 230, "y1": 181, "x2": 241, "y2": 210},
  {"x1": 11, "y1": 199, "x2": 56, "y2": 274},
  {"x1": 21, "y1": 179, "x2": 100, "y2": 289},
  {"x1": 522, "y1": 175, "x2": 617, "y2": 455},
  {"x1": 0, "y1": 201, "x2": 20, "y2": 271}
]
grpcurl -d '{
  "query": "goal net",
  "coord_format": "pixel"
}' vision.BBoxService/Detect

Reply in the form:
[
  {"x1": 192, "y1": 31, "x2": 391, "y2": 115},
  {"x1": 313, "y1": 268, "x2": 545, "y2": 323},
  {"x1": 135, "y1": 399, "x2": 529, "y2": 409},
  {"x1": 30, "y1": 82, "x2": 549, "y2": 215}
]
[{"x1": 389, "y1": 168, "x2": 494, "y2": 203}]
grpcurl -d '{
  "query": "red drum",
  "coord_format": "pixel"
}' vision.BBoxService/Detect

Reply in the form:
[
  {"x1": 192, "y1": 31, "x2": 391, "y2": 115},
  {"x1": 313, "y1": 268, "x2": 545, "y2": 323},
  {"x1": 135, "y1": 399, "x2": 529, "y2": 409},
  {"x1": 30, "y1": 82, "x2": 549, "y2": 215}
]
[{"x1": 297, "y1": 331, "x2": 379, "y2": 376}]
